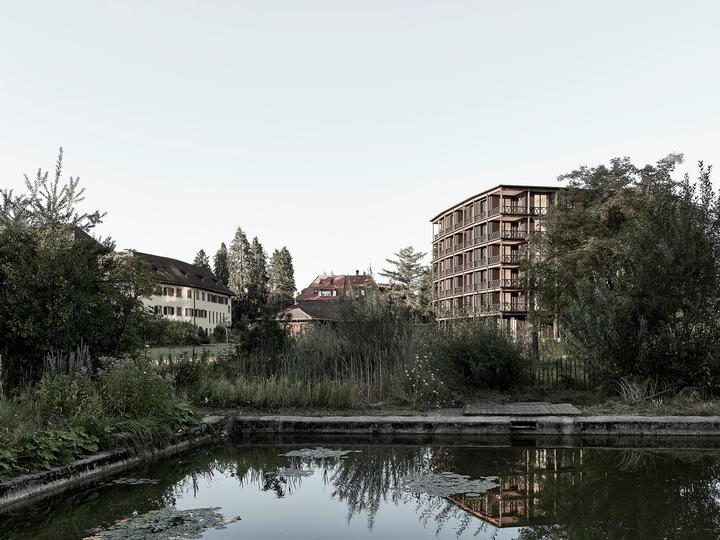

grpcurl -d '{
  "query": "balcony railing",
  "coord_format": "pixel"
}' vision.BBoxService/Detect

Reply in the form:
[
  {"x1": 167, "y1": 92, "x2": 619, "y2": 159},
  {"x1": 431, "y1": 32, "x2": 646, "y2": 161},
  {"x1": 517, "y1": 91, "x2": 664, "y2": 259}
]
[
  {"x1": 502, "y1": 205, "x2": 527, "y2": 215},
  {"x1": 500, "y1": 229, "x2": 528, "y2": 240},
  {"x1": 473, "y1": 258, "x2": 487, "y2": 268},
  {"x1": 488, "y1": 255, "x2": 501, "y2": 265},
  {"x1": 502, "y1": 253, "x2": 525, "y2": 264},
  {"x1": 501, "y1": 302, "x2": 528, "y2": 312},
  {"x1": 474, "y1": 282, "x2": 488, "y2": 291},
  {"x1": 501, "y1": 278, "x2": 525, "y2": 288},
  {"x1": 488, "y1": 207, "x2": 501, "y2": 217},
  {"x1": 487, "y1": 231, "x2": 501, "y2": 242},
  {"x1": 530, "y1": 206, "x2": 548, "y2": 215},
  {"x1": 473, "y1": 235, "x2": 487, "y2": 246}
]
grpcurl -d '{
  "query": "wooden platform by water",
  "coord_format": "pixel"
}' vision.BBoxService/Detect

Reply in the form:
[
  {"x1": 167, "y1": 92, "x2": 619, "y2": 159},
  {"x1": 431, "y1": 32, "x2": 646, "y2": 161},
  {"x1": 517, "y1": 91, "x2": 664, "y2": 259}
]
[{"x1": 463, "y1": 402, "x2": 581, "y2": 416}]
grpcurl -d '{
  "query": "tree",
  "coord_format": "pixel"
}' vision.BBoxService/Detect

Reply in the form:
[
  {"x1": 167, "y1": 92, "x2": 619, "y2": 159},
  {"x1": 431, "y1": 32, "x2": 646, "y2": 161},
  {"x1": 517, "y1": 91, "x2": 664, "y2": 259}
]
[
  {"x1": 213, "y1": 242, "x2": 229, "y2": 285},
  {"x1": 228, "y1": 227, "x2": 251, "y2": 294},
  {"x1": 268, "y1": 247, "x2": 296, "y2": 309},
  {"x1": 530, "y1": 155, "x2": 720, "y2": 388},
  {"x1": 193, "y1": 249, "x2": 210, "y2": 270},
  {"x1": 0, "y1": 149, "x2": 155, "y2": 389},
  {"x1": 380, "y1": 246, "x2": 430, "y2": 319},
  {"x1": 380, "y1": 246, "x2": 427, "y2": 292},
  {"x1": 246, "y1": 237, "x2": 269, "y2": 312}
]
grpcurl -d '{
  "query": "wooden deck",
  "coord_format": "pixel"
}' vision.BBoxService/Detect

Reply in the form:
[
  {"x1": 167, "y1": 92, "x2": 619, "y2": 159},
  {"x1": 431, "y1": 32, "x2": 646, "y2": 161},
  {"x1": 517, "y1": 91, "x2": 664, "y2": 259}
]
[{"x1": 463, "y1": 402, "x2": 581, "y2": 416}]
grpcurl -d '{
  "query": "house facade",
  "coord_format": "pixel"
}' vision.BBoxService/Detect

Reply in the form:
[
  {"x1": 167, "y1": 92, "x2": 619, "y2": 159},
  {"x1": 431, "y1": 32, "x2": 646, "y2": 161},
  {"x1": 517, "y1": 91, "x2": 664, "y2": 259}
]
[
  {"x1": 131, "y1": 251, "x2": 234, "y2": 334},
  {"x1": 280, "y1": 271, "x2": 378, "y2": 335},
  {"x1": 430, "y1": 184, "x2": 559, "y2": 335}
]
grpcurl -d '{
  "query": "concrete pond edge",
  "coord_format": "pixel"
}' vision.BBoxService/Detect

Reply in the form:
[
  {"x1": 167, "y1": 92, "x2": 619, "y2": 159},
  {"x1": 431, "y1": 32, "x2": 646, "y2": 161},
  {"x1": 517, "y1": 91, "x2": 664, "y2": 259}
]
[
  {"x1": 0, "y1": 415, "x2": 227, "y2": 511},
  {"x1": 4, "y1": 413, "x2": 720, "y2": 511}
]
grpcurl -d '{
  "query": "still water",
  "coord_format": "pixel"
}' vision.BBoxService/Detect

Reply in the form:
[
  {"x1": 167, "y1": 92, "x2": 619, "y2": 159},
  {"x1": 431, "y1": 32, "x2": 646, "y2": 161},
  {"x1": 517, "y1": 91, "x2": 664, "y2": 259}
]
[{"x1": 2, "y1": 440, "x2": 720, "y2": 539}]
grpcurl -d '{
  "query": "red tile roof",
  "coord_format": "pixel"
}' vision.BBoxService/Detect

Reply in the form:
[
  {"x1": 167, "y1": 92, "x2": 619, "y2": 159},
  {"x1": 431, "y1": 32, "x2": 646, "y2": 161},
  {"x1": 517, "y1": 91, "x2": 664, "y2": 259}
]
[{"x1": 296, "y1": 273, "x2": 377, "y2": 301}]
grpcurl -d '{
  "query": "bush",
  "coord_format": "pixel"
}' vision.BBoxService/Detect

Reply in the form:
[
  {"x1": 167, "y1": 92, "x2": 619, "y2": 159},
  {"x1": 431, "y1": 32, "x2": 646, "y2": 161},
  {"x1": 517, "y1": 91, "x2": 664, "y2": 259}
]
[
  {"x1": 29, "y1": 373, "x2": 103, "y2": 427},
  {"x1": 423, "y1": 318, "x2": 528, "y2": 391},
  {"x1": 98, "y1": 359, "x2": 174, "y2": 419},
  {"x1": 144, "y1": 318, "x2": 210, "y2": 347}
]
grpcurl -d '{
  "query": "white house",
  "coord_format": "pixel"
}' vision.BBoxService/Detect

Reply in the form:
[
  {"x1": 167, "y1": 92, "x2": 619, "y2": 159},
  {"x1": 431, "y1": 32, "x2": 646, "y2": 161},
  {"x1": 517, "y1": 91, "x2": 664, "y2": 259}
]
[{"x1": 131, "y1": 251, "x2": 234, "y2": 334}]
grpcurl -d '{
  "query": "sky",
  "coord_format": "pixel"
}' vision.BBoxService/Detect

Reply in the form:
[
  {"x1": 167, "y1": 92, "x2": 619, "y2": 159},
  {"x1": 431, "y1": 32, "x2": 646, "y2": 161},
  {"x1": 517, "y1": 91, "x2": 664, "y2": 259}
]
[{"x1": 2, "y1": 1, "x2": 719, "y2": 290}]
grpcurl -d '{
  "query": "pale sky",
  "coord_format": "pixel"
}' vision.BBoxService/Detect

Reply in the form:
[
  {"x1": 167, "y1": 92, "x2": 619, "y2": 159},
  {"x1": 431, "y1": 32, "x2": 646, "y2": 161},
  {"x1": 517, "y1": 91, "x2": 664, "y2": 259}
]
[{"x1": 2, "y1": 1, "x2": 719, "y2": 290}]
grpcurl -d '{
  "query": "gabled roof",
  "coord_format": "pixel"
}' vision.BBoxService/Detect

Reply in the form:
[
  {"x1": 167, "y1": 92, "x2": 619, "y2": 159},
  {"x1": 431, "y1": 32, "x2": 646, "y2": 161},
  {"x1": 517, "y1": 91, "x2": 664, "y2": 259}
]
[
  {"x1": 296, "y1": 273, "x2": 378, "y2": 301},
  {"x1": 132, "y1": 251, "x2": 234, "y2": 296},
  {"x1": 282, "y1": 300, "x2": 344, "y2": 322}
]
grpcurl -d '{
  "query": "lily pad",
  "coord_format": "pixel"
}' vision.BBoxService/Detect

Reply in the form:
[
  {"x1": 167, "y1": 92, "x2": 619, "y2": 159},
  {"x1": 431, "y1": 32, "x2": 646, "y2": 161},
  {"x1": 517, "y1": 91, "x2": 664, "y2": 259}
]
[
  {"x1": 84, "y1": 507, "x2": 234, "y2": 539},
  {"x1": 101, "y1": 477, "x2": 159, "y2": 486},
  {"x1": 279, "y1": 447, "x2": 360, "y2": 459},
  {"x1": 274, "y1": 468, "x2": 314, "y2": 477},
  {"x1": 399, "y1": 472, "x2": 500, "y2": 497}
]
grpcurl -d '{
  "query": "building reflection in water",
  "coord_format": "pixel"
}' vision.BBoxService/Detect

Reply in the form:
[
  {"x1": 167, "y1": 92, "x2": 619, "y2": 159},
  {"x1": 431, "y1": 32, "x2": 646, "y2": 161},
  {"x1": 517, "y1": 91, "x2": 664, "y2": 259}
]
[{"x1": 444, "y1": 448, "x2": 583, "y2": 528}]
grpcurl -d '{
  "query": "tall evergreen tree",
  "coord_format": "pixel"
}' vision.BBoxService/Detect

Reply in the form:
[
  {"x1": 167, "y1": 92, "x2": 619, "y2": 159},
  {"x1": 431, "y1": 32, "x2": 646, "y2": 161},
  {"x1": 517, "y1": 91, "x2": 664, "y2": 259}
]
[
  {"x1": 228, "y1": 227, "x2": 251, "y2": 294},
  {"x1": 247, "y1": 237, "x2": 269, "y2": 306},
  {"x1": 213, "y1": 242, "x2": 229, "y2": 285},
  {"x1": 193, "y1": 249, "x2": 210, "y2": 270},
  {"x1": 380, "y1": 246, "x2": 430, "y2": 320},
  {"x1": 380, "y1": 246, "x2": 427, "y2": 292},
  {"x1": 268, "y1": 246, "x2": 296, "y2": 309}
]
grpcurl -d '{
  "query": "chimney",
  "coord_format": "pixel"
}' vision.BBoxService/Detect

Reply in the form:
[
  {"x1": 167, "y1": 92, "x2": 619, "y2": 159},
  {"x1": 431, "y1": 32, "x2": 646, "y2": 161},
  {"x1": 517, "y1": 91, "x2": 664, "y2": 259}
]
[{"x1": 355, "y1": 269, "x2": 359, "y2": 276}]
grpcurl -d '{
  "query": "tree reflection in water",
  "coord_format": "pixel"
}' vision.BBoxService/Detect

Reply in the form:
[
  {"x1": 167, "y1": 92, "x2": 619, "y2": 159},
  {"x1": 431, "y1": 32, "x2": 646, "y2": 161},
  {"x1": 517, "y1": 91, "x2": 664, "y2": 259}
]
[{"x1": 4, "y1": 442, "x2": 720, "y2": 540}]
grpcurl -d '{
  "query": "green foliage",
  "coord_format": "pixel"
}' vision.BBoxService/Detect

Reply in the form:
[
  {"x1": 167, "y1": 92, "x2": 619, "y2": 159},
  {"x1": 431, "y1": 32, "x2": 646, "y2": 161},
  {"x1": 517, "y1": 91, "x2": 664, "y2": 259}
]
[
  {"x1": 212, "y1": 324, "x2": 227, "y2": 343},
  {"x1": 144, "y1": 318, "x2": 210, "y2": 346},
  {"x1": 268, "y1": 246, "x2": 296, "y2": 310},
  {"x1": 0, "y1": 149, "x2": 156, "y2": 390},
  {"x1": 379, "y1": 246, "x2": 433, "y2": 321},
  {"x1": 424, "y1": 318, "x2": 528, "y2": 391},
  {"x1": 29, "y1": 374, "x2": 103, "y2": 427},
  {"x1": 0, "y1": 427, "x2": 99, "y2": 480},
  {"x1": 227, "y1": 226, "x2": 251, "y2": 294},
  {"x1": 194, "y1": 375, "x2": 363, "y2": 409},
  {"x1": 213, "y1": 242, "x2": 230, "y2": 286},
  {"x1": 532, "y1": 156, "x2": 720, "y2": 389},
  {"x1": 193, "y1": 249, "x2": 211, "y2": 270},
  {"x1": 98, "y1": 360, "x2": 174, "y2": 419}
]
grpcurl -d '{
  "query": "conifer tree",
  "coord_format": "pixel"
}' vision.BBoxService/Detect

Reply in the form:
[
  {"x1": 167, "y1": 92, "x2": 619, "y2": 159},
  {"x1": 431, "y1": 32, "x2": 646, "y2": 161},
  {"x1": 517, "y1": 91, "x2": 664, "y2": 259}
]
[
  {"x1": 240, "y1": 237, "x2": 269, "y2": 317},
  {"x1": 193, "y1": 249, "x2": 211, "y2": 270},
  {"x1": 213, "y1": 242, "x2": 229, "y2": 285},
  {"x1": 380, "y1": 246, "x2": 427, "y2": 292},
  {"x1": 228, "y1": 227, "x2": 251, "y2": 294},
  {"x1": 268, "y1": 246, "x2": 296, "y2": 309}
]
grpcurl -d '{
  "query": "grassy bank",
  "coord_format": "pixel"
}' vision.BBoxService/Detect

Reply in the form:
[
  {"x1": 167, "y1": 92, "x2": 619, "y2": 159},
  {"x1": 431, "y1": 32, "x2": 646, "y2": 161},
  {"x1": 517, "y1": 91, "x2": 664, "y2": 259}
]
[{"x1": 0, "y1": 359, "x2": 199, "y2": 481}]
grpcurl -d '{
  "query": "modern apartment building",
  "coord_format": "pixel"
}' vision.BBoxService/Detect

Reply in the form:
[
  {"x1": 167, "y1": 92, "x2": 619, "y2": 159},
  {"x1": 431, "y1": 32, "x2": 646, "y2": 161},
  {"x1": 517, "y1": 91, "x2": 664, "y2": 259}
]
[
  {"x1": 130, "y1": 251, "x2": 234, "y2": 334},
  {"x1": 430, "y1": 185, "x2": 559, "y2": 334}
]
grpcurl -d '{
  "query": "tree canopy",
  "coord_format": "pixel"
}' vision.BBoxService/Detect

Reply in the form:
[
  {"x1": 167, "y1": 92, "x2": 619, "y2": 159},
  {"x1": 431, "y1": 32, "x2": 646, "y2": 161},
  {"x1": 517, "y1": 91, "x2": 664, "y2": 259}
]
[{"x1": 530, "y1": 155, "x2": 720, "y2": 388}]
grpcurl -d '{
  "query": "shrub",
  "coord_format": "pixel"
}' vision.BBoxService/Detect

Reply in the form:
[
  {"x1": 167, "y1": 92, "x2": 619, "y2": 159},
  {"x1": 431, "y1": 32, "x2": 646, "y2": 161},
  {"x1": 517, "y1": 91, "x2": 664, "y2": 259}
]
[
  {"x1": 29, "y1": 373, "x2": 103, "y2": 427},
  {"x1": 144, "y1": 318, "x2": 209, "y2": 346},
  {"x1": 98, "y1": 359, "x2": 174, "y2": 419},
  {"x1": 423, "y1": 318, "x2": 528, "y2": 391}
]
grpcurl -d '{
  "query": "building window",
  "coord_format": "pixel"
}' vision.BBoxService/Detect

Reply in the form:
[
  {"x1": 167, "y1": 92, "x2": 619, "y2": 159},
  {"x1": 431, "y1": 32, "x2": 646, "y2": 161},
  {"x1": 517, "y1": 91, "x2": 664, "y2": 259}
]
[
  {"x1": 318, "y1": 290, "x2": 333, "y2": 297},
  {"x1": 187, "y1": 289, "x2": 192, "y2": 298},
  {"x1": 201, "y1": 292, "x2": 206, "y2": 301},
  {"x1": 176, "y1": 288, "x2": 182, "y2": 297}
]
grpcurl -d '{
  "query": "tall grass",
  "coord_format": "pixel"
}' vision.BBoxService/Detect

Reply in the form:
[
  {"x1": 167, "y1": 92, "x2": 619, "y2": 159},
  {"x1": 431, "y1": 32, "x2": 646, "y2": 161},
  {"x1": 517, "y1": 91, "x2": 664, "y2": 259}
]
[{"x1": 171, "y1": 294, "x2": 530, "y2": 409}]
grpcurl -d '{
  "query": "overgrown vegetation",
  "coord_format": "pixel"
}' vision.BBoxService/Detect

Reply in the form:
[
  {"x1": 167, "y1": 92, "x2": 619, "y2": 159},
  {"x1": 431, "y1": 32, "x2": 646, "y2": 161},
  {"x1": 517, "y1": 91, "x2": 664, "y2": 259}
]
[
  {"x1": 0, "y1": 360, "x2": 199, "y2": 480},
  {"x1": 157, "y1": 293, "x2": 529, "y2": 410},
  {"x1": 530, "y1": 155, "x2": 720, "y2": 393}
]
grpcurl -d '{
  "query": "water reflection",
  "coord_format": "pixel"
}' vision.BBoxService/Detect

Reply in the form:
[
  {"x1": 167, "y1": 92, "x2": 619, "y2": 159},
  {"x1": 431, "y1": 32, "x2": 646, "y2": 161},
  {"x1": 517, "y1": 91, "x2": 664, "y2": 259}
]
[{"x1": 3, "y1": 442, "x2": 720, "y2": 539}]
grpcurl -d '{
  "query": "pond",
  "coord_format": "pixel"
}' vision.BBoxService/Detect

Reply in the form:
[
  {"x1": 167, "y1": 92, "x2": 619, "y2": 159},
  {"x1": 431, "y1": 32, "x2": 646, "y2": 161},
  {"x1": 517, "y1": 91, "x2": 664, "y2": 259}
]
[{"x1": 2, "y1": 439, "x2": 720, "y2": 539}]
